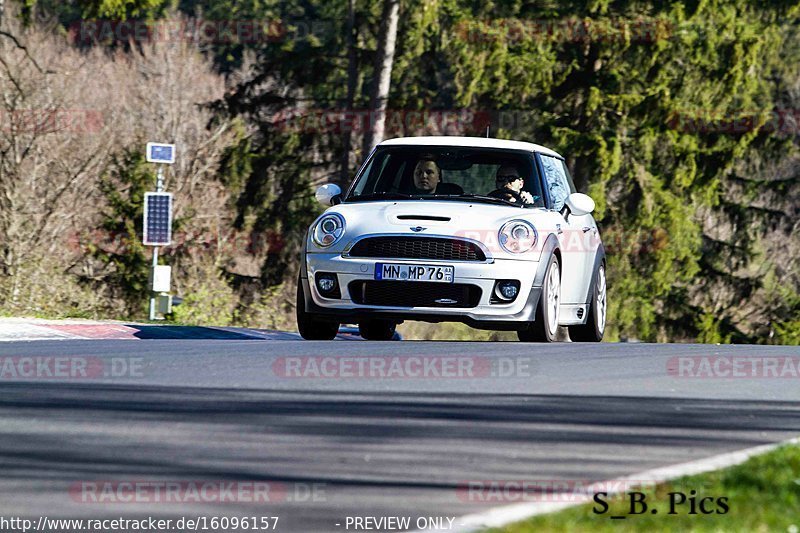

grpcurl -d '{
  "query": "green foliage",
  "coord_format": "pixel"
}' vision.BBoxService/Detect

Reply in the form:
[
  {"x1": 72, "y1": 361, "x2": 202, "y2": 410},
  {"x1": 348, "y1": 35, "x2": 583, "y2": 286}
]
[
  {"x1": 774, "y1": 319, "x2": 800, "y2": 345},
  {"x1": 233, "y1": 131, "x2": 322, "y2": 285},
  {"x1": 17, "y1": 0, "x2": 168, "y2": 26},
  {"x1": 0, "y1": 259, "x2": 121, "y2": 319},
  {"x1": 766, "y1": 278, "x2": 800, "y2": 345},
  {"x1": 80, "y1": 0, "x2": 167, "y2": 18},
  {"x1": 695, "y1": 311, "x2": 733, "y2": 344},
  {"x1": 385, "y1": 0, "x2": 796, "y2": 342},
  {"x1": 89, "y1": 148, "x2": 155, "y2": 316},
  {"x1": 218, "y1": 120, "x2": 253, "y2": 193},
  {"x1": 170, "y1": 265, "x2": 238, "y2": 326},
  {"x1": 398, "y1": 321, "x2": 516, "y2": 341}
]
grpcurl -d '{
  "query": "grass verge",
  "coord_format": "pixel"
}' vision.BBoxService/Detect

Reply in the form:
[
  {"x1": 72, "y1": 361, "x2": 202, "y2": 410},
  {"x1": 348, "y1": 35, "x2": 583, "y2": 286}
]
[{"x1": 493, "y1": 444, "x2": 800, "y2": 532}]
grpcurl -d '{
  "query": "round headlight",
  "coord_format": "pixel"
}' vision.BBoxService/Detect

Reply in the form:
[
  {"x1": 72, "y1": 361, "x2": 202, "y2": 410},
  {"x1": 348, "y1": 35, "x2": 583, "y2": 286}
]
[
  {"x1": 499, "y1": 220, "x2": 537, "y2": 254},
  {"x1": 312, "y1": 213, "x2": 345, "y2": 247}
]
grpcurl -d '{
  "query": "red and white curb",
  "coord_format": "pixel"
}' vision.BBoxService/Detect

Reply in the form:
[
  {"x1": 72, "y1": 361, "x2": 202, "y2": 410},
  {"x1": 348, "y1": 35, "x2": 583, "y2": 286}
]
[
  {"x1": 0, "y1": 319, "x2": 258, "y2": 341},
  {"x1": 0, "y1": 320, "x2": 107, "y2": 341},
  {"x1": 418, "y1": 436, "x2": 800, "y2": 532},
  {"x1": 0, "y1": 319, "x2": 358, "y2": 341}
]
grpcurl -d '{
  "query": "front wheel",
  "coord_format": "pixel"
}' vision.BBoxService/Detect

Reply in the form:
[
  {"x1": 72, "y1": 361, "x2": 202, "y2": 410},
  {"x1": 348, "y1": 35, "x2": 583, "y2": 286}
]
[
  {"x1": 296, "y1": 276, "x2": 339, "y2": 340},
  {"x1": 568, "y1": 263, "x2": 606, "y2": 342},
  {"x1": 359, "y1": 319, "x2": 397, "y2": 341},
  {"x1": 518, "y1": 255, "x2": 561, "y2": 342}
]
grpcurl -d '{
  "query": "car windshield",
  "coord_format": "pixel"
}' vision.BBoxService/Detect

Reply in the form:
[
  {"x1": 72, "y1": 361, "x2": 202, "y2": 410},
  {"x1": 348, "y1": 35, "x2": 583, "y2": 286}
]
[{"x1": 345, "y1": 146, "x2": 545, "y2": 208}]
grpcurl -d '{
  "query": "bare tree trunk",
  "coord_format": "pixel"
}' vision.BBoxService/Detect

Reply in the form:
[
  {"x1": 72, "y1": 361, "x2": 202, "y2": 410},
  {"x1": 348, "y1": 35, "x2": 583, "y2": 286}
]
[
  {"x1": 337, "y1": 0, "x2": 358, "y2": 189},
  {"x1": 362, "y1": 0, "x2": 399, "y2": 156}
]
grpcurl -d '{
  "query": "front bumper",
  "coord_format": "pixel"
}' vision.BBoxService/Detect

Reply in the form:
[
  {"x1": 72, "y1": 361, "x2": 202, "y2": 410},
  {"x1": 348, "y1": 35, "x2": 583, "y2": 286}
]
[{"x1": 302, "y1": 253, "x2": 542, "y2": 330}]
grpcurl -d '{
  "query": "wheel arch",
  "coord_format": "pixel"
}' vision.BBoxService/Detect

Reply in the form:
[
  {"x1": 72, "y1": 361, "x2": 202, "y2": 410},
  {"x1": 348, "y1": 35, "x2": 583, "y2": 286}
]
[
  {"x1": 533, "y1": 233, "x2": 561, "y2": 287},
  {"x1": 583, "y1": 243, "x2": 606, "y2": 306}
]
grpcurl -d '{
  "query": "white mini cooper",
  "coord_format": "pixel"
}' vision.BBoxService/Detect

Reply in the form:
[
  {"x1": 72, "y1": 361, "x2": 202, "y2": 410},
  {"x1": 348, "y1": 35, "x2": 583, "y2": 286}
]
[{"x1": 297, "y1": 136, "x2": 606, "y2": 342}]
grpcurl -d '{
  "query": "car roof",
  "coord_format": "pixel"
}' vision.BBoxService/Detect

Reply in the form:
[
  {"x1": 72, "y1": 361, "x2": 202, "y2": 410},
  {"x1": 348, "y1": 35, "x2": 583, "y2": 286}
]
[{"x1": 378, "y1": 136, "x2": 563, "y2": 159}]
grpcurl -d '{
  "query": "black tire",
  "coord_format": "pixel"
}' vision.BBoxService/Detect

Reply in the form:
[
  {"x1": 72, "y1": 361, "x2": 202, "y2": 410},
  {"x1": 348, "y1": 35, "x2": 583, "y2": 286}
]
[
  {"x1": 518, "y1": 255, "x2": 561, "y2": 342},
  {"x1": 296, "y1": 277, "x2": 339, "y2": 340},
  {"x1": 358, "y1": 319, "x2": 397, "y2": 341},
  {"x1": 569, "y1": 263, "x2": 606, "y2": 342}
]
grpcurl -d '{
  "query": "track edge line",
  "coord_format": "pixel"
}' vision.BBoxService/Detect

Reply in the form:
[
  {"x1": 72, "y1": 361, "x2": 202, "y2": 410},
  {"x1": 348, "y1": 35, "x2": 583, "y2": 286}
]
[{"x1": 418, "y1": 435, "x2": 800, "y2": 533}]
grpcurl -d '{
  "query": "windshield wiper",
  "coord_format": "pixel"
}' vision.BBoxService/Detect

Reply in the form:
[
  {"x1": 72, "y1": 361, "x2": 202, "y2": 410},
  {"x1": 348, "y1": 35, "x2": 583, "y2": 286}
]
[
  {"x1": 431, "y1": 193, "x2": 524, "y2": 207},
  {"x1": 347, "y1": 192, "x2": 418, "y2": 202}
]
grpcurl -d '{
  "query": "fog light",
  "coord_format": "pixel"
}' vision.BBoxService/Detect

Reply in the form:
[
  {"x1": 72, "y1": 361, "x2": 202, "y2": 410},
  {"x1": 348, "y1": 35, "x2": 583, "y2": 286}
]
[
  {"x1": 499, "y1": 282, "x2": 518, "y2": 299},
  {"x1": 315, "y1": 273, "x2": 339, "y2": 297},
  {"x1": 493, "y1": 280, "x2": 520, "y2": 302}
]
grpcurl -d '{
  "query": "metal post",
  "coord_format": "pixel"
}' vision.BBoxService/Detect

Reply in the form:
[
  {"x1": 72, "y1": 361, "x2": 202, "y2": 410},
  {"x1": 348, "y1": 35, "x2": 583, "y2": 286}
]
[
  {"x1": 149, "y1": 245, "x2": 159, "y2": 320},
  {"x1": 156, "y1": 165, "x2": 164, "y2": 192},
  {"x1": 148, "y1": 165, "x2": 165, "y2": 321}
]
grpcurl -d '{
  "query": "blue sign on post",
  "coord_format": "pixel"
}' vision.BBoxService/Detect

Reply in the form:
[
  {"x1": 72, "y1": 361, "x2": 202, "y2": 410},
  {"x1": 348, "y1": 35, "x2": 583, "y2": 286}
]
[{"x1": 146, "y1": 142, "x2": 176, "y2": 164}]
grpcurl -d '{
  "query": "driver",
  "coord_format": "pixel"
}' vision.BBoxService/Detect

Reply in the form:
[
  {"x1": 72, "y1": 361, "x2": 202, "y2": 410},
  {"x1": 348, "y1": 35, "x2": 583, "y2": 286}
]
[
  {"x1": 489, "y1": 164, "x2": 534, "y2": 204},
  {"x1": 412, "y1": 157, "x2": 441, "y2": 194}
]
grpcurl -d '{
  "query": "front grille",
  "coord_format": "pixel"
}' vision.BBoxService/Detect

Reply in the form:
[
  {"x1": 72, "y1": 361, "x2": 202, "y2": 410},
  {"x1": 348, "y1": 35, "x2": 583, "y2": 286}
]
[
  {"x1": 348, "y1": 237, "x2": 486, "y2": 261},
  {"x1": 349, "y1": 281, "x2": 482, "y2": 308}
]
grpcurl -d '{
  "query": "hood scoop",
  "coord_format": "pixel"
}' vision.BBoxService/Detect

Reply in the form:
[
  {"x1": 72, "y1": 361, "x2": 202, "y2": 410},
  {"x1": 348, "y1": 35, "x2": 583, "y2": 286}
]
[{"x1": 396, "y1": 215, "x2": 451, "y2": 222}]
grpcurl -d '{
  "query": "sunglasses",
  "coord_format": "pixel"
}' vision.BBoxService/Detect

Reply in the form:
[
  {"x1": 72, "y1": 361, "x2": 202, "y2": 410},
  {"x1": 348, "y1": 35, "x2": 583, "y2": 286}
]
[{"x1": 496, "y1": 175, "x2": 522, "y2": 183}]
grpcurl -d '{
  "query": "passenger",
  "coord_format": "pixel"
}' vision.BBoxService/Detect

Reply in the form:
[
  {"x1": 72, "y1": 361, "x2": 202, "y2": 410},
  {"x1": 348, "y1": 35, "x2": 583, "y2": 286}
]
[{"x1": 489, "y1": 164, "x2": 534, "y2": 204}]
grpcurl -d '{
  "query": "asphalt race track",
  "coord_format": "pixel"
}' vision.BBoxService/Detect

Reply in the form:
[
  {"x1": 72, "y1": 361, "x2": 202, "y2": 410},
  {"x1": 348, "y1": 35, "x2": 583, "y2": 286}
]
[{"x1": 0, "y1": 329, "x2": 799, "y2": 532}]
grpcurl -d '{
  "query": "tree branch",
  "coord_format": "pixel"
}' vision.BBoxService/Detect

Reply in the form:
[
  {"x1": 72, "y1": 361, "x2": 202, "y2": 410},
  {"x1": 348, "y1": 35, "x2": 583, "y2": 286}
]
[{"x1": 0, "y1": 29, "x2": 46, "y2": 73}]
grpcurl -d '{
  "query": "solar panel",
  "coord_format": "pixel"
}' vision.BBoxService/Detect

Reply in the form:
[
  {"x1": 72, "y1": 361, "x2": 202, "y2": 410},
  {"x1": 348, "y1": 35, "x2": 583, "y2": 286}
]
[{"x1": 143, "y1": 192, "x2": 173, "y2": 246}]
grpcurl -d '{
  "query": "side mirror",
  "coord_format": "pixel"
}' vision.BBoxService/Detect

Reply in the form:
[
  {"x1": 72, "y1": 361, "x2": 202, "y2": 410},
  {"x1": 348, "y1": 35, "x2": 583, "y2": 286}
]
[
  {"x1": 315, "y1": 184, "x2": 342, "y2": 206},
  {"x1": 564, "y1": 193, "x2": 595, "y2": 216}
]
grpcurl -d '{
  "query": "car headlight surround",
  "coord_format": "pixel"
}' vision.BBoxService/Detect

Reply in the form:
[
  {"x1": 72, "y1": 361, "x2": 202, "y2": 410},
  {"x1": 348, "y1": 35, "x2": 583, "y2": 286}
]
[
  {"x1": 312, "y1": 213, "x2": 346, "y2": 247},
  {"x1": 498, "y1": 219, "x2": 537, "y2": 254}
]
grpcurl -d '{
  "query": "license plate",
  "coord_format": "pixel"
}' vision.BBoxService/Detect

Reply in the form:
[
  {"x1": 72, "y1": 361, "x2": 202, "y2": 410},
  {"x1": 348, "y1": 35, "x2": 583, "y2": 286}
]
[{"x1": 375, "y1": 263, "x2": 454, "y2": 283}]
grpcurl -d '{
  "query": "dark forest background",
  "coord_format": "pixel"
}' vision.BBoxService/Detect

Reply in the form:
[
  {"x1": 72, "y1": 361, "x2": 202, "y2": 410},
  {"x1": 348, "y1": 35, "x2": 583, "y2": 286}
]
[{"x1": 0, "y1": 0, "x2": 798, "y2": 343}]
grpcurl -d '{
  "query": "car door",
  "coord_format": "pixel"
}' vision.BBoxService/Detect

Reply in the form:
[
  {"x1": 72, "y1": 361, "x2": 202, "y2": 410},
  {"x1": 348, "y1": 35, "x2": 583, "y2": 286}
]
[{"x1": 536, "y1": 153, "x2": 598, "y2": 307}]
